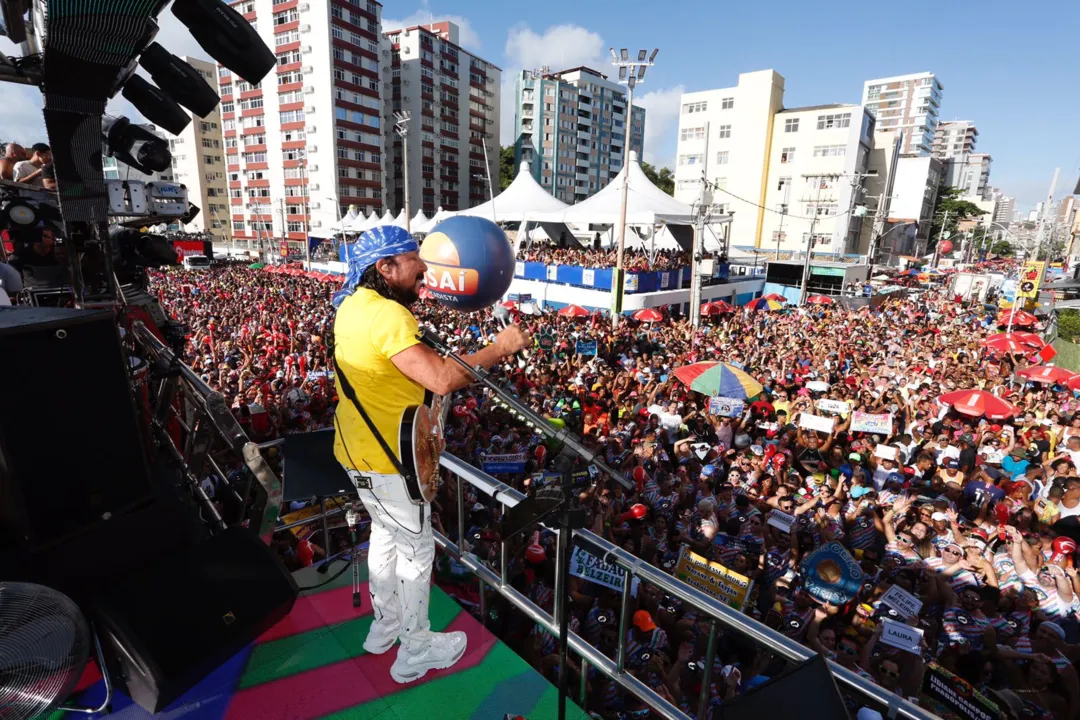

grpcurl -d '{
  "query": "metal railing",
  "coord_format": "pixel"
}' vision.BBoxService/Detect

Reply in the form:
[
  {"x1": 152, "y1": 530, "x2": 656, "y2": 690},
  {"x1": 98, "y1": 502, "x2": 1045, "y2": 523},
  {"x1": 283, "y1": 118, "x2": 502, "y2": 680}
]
[
  {"x1": 435, "y1": 452, "x2": 939, "y2": 720},
  {"x1": 130, "y1": 321, "x2": 283, "y2": 543}
]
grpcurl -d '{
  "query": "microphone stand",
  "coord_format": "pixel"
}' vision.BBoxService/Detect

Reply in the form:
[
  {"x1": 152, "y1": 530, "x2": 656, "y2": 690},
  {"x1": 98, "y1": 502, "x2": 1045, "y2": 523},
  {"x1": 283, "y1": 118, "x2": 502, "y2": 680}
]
[
  {"x1": 416, "y1": 327, "x2": 633, "y2": 492},
  {"x1": 417, "y1": 326, "x2": 631, "y2": 720}
]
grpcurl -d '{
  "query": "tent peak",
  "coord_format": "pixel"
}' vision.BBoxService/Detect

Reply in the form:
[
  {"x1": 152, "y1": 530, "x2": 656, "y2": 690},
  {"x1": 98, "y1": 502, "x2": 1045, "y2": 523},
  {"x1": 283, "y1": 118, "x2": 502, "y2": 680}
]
[
  {"x1": 629, "y1": 150, "x2": 639, "y2": 165},
  {"x1": 520, "y1": 160, "x2": 531, "y2": 174}
]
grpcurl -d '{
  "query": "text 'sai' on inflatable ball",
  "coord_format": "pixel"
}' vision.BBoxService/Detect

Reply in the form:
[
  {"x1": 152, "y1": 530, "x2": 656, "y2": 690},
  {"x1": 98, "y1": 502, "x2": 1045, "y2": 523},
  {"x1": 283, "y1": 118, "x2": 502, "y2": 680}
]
[{"x1": 419, "y1": 216, "x2": 514, "y2": 312}]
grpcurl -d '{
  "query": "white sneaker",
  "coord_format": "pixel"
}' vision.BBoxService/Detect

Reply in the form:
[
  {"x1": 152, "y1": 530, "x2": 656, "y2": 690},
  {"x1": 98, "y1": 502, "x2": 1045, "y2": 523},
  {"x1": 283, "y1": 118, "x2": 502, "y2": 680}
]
[
  {"x1": 389, "y1": 631, "x2": 468, "y2": 684},
  {"x1": 362, "y1": 623, "x2": 400, "y2": 655}
]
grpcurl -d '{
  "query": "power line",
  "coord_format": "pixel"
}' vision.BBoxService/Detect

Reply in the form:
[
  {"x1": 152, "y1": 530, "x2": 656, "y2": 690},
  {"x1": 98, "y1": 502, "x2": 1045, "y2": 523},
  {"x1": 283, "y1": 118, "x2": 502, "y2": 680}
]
[{"x1": 699, "y1": 175, "x2": 855, "y2": 222}]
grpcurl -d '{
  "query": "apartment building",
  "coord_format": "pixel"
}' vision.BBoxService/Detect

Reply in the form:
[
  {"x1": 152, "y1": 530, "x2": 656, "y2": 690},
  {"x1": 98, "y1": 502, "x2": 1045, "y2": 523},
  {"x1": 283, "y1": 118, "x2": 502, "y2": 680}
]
[
  {"x1": 165, "y1": 57, "x2": 231, "y2": 242},
  {"x1": 758, "y1": 104, "x2": 875, "y2": 255},
  {"x1": 994, "y1": 195, "x2": 1015, "y2": 225},
  {"x1": 861, "y1": 72, "x2": 943, "y2": 155},
  {"x1": 673, "y1": 70, "x2": 785, "y2": 250},
  {"x1": 221, "y1": 0, "x2": 386, "y2": 250},
  {"x1": 513, "y1": 66, "x2": 645, "y2": 204},
  {"x1": 943, "y1": 152, "x2": 992, "y2": 199},
  {"x1": 932, "y1": 120, "x2": 977, "y2": 159},
  {"x1": 383, "y1": 21, "x2": 501, "y2": 214},
  {"x1": 863, "y1": 132, "x2": 944, "y2": 259}
]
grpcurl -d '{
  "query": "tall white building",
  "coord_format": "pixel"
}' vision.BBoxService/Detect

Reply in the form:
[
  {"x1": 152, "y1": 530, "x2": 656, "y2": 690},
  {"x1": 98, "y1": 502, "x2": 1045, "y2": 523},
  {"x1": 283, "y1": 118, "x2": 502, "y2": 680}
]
[
  {"x1": 861, "y1": 72, "x2": 942, "y2": 155},
  {"x1": 383, "y1": 21, "x2": 501, "y2": 214},
  {"x1": 994, "y1": 195, "x2": 1015, "y2": 224},
  {"x1": 221, "y1": 0, "x2": 386, "y2": 251},
  {"x1": 673, "y1": 70, "x2": 785, "y2": 250},
  {"x1": 166, "y1": 57, "x2": 231, "y2": 242},
  {"x1": 862, "y1": 132, "x2": 944, "y2": 260},
  {"x1": 513, "y1": 66, "x2": 645, "y2": 203},
  {"x1": 759, "y1": 104, "x2": 875, "y2": 255},
  {"x1": 932, "y1": 120, "x2": 977, "y2": 159}
]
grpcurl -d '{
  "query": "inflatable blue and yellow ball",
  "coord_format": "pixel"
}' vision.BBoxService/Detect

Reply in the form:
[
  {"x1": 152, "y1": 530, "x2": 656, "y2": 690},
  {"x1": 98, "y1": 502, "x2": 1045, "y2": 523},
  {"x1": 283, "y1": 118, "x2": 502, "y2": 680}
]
[{"x1": 420, "y1": 216, "x2": 514, "y2": 312}]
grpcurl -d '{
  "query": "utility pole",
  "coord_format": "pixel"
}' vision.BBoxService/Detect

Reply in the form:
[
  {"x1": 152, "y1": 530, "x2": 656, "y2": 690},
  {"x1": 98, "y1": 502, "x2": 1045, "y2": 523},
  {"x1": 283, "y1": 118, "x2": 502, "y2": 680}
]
[
  {"x1": 610, "y1": 46, "x2": 659, "y2": 328},
  {"x1": 689, "y1": 179, "x2": 713, "y2": 328},
  {"x1": 394, "y1": 110, "x2": 412, "y2": 233},
  {"x1": 932, "y1": 210, "x2": 949, "y2": 268},
  {"x1": 774, "y1": 204, "x2": 787, "y2": 259},
  {"x1": 799, "y1": 173, "x2": 833, "y2": 305}
]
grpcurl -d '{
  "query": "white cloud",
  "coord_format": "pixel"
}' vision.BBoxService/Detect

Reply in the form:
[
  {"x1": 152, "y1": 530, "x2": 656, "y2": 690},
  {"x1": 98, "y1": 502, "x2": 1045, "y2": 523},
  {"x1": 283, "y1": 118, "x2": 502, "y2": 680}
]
[
  {"x1": 503, "y1": 24, "x2": 606, "y2": 72},
  {"x1": 636, "y1": 84, "x2": 684, "y2": 169},
  {"x1": 383, "y1": 2, "x2": 481, "y2": 52}
]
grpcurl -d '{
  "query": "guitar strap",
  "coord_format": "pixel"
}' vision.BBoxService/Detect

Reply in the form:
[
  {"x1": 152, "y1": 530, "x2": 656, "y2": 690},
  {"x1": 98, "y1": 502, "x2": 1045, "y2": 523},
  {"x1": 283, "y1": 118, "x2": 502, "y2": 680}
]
[{"x1": 331, "y1": 354, "x2": 416, "y2": 486}]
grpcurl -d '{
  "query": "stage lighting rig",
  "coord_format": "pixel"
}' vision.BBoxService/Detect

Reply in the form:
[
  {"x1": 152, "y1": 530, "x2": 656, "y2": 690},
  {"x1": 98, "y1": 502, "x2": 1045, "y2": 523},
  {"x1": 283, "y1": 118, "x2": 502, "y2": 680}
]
[
  {"x1": 171, "y1": 0, "x2": 275, "y2": 86},
  {"x1": 139, "y1": 42, "x2": 219, "y2": 118},
  {"x1": 102, "y1": 115, "x2": 172, "y2": 176},
  {"x1": 121, "y1": 74, "x2": 190, "y2": 135}
]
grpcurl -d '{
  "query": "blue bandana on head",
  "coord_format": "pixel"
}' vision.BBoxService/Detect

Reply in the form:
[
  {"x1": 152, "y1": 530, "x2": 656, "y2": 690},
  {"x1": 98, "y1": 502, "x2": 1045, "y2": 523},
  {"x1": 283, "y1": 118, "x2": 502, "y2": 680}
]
[{"x1": 332, "y1": 225, "x2": 419, "y2": 308}]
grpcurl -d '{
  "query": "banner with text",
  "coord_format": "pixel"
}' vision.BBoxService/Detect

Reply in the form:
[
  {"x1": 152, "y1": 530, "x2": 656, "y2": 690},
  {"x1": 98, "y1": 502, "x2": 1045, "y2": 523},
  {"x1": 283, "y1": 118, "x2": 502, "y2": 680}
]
[
  {"x1": 709, "y1": 396, "x2": 745, "y2": 417},
  {"x1": 569, "y1": 546, "x2": 637, "y2": 594},
  {"x1": 575, "y1": 340, "x2": 598, "y2": 356},
  {"x1": 480, "y1": 452, "x2": 527, "y2": 475},
  {"x1": 674, "y1": 546, "x2": 754, "y2": 612},
  {"x1": 851, "y1": 411, "x2": 893, "y2": 434},
  {"x1": 816, "y1": 399, "x2": 851, "y2": 415},
  {"x1": 922, "y1": 662, "x2": 1000, "y2": 720},
  {"x1": 798, "y1": 412, "x2": 835, "y2": 434}
]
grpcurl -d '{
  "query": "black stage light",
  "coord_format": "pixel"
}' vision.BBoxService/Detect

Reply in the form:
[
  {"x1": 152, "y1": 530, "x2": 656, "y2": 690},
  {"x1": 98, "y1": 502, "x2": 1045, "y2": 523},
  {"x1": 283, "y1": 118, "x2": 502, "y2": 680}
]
[
  {"x1": 103, "y1": 116, "x2": 172, "y2": 175},
  {"x1": 139, "y1": 42, "x2": 219, "y2": 118},
  {"x1": 0, "y1": 0, "x2": 29, "y2": 43},
  {"x1": 171, "y1": 0, "x2": 275, "y2": 86},
  {"x1": 180, "y1": 203, "x2": 200, "y2": 224},
  {"x1": 121, "y1": 75, "x2": 190, "y2": 135}
]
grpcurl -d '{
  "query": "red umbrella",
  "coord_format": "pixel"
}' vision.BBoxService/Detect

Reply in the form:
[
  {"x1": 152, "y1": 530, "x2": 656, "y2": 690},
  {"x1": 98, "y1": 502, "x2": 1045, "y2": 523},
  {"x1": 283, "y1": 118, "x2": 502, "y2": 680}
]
[
  {"x1": 633, "y1": 308, "x2": 664, "y2": 323},
  {"x1": 557, "y1": 304, "x2": 590, "y2": 318},
  {"x1": 938, "y1": 389, "x2": 1018, "y2": 420},
  {"x1": 500, "y1": 300, "x2": 518, "y2": 310},
  {"x1": 806, "y1": 295, "x2": 835, "y2": 305},
  {"x1": 701, "y1": 301, "x2": 733, "y2": 316},
  {"x1": 1017, "y1": 365, "x2": 1076, "y2": 385},
  {"x1": 1068, "y1": 375, "x2": 1080, "y2": 392},
  {"x1": 997, "y1": 310, "x2": 1038, "y2": 327},
  {"x1": 982, "y1": 333, "x2": 1045, "y2": 355},
  {"x1": 762, "y1": 293, "x2": 787, "y2": 302}
]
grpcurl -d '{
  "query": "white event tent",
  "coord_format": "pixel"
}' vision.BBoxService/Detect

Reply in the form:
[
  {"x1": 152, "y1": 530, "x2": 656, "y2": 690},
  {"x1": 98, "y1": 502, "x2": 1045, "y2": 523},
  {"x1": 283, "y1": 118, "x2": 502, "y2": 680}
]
[{"x1": 455, "y1": 161, "x2": 568, "y2": 222}]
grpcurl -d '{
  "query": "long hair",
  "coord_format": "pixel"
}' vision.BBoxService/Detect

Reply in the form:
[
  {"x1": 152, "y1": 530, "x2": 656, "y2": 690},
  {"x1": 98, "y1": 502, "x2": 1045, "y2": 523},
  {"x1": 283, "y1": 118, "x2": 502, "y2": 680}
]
[{"x1": 358, "y1": 259, "x2": 416, "y2": 308}]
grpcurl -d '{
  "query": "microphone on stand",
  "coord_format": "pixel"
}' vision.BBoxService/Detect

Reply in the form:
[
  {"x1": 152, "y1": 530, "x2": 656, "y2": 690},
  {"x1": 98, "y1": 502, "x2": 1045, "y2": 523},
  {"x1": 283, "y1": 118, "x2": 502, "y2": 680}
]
[
  {"x1": 492, "y1": 303, "x2": 529, "y2": 359},
  {"x1": 346, "y1": 502, "x2": 359, "y2": 543}
]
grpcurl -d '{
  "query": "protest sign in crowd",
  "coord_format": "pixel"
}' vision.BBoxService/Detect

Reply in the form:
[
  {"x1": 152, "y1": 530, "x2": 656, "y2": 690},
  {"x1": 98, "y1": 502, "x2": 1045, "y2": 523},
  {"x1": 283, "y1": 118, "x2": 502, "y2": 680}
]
[{"x1": 151, "y1": 259, "x2": 1080, "y2": 720}]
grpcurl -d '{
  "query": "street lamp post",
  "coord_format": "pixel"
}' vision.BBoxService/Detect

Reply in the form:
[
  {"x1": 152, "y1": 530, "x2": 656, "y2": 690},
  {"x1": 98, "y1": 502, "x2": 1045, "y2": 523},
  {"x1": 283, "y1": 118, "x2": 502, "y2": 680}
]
[
  {"x1": 610, "y1": 47, "x2": 658, "y2": 328},
  {"x1": 394, "y1": 110, "x2": 412, "y2": 233}
]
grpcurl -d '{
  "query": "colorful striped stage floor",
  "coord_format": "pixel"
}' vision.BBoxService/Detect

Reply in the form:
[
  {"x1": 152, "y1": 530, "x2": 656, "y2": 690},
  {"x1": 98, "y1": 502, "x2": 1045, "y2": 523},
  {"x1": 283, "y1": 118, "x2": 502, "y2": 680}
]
[{"x1": 57, "y1": 560, "x2": 590, "y2": 720}]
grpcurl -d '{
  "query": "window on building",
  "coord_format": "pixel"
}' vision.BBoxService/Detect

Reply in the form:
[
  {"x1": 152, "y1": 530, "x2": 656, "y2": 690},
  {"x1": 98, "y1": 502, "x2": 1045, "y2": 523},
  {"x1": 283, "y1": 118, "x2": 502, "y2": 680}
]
[
  {"x1": 679, "y1": 126, "x2": 705, "y2": 142},
  {"x1": 275, "y1": 29, "x2": 299, "y2": 46},
  {"x1": 678, "y1": 154, "x2": 703, "y2": 166},
  {"x1": 806, "y1": 203, "x2": 839, "y2": 217},
  {"x1": 682, "y1": 101, "x2": 707, "y2": 114},
  {"x1": 232, "y1": 220, "x2": 245, "y2": 231},
  {"x1": 816, "y1": 113, "x2": 851, "y2": 130},
  {"x1": 812, "y1": 144, "x2": 847, "y2": 158},
  {"x1": 221, "y1": 101, "x2": 234, "y2": 114},
  {"x1": 273, "y1": 8, "x2": 299, "y2": 25},
  {"x1": 717, "y1": 125, "x2": 731, "y2": 139},
  {"x1": 279, "y1": 109, "x2": 304, "y2": 124},
  {"x1": 223, "y1": 119, "x2": 236, "y2": 132},
  {"x1": 715, "y1": 151, "x2": 729, "y2": 165},
  {"x1": 277, "y1": 49, "x2": 301, "y2": 65},
  {"x1": 278, "y1": 70, "x2": 302, "y2": 85},
  {"x1": 784, "y1": 118, "x2": 799, "y2": 133},
  {"x1": 780, "y1": 147, "x2": 795, "y2": 163},
  {"x1": 287, "y1": 221, "x2": 305, "y2": 232},
  {"x1": 721, "y1": 97, "x2": 734, "y2": 109}
]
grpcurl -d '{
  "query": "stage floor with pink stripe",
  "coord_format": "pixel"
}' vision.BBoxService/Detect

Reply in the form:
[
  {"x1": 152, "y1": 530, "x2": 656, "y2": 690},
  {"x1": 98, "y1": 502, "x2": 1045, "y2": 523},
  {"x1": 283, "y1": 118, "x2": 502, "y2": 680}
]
[{"x1": 56, "y1": 560, "x2": 590, "y2": 720}]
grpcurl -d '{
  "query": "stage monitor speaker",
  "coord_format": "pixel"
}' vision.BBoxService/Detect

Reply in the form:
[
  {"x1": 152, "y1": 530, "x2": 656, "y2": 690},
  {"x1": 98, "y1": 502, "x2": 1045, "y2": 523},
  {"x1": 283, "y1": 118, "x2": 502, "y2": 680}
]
[
  {"x1": 92, "y1": 526, "x2": 299, "y2": 713},
  {"x1": 0, "y1": 307, "x2": 152, "y2": 548},
  {"x1": 715, "y1": 654, "x2": 850, "y2": 720}
]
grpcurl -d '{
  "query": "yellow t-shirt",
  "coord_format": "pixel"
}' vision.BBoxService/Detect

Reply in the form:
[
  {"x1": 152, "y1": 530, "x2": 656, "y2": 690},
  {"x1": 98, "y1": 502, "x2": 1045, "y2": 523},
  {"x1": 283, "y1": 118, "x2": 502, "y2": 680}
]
[{"x1": 333, "y1": 289, "x2": 426, "y2": 474}]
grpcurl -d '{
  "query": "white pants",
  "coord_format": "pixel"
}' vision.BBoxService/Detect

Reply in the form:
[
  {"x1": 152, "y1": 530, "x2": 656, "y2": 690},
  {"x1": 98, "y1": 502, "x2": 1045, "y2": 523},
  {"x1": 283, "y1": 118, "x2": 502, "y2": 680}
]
[{"x1": 347, "y1": 469, "x2": 435, "y2": 654}]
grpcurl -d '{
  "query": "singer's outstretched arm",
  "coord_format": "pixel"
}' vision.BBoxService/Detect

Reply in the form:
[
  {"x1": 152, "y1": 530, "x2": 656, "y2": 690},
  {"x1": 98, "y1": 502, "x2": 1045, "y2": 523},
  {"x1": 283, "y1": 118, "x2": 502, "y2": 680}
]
[{"x1": 391, "y1": 325, "x2": 530, "y2": 395}]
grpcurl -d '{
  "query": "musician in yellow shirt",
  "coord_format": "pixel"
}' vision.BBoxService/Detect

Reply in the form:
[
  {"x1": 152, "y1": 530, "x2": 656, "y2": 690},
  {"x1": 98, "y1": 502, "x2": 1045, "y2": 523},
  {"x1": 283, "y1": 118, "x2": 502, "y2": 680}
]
[{"x1": 332, "y1": 225, "x2": 529, "y2": 684}]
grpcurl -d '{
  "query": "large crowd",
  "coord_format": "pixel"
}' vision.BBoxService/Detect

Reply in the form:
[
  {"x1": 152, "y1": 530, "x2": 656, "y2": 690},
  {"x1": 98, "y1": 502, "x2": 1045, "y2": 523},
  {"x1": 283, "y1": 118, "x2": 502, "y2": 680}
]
[
  {"x1": 519, "y1": 245, "x2": 689, "y2": 271},
  {"x1": 149, "y1": 259, "x2": 1080, "y2": 720}
]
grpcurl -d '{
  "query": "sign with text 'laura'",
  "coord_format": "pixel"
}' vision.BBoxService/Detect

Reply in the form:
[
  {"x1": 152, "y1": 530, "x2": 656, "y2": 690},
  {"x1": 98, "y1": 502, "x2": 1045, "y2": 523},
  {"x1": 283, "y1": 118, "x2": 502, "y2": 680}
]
[{"x1": 880, "y1": 618, "x2": 923, "y2": 655}]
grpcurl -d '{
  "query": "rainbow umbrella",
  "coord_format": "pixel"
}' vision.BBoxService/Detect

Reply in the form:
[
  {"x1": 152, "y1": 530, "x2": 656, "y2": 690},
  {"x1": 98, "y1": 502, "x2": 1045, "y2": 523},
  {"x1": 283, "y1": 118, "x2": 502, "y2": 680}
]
[
  {"x1": 746, "y1": 297, "x2": 786, "y2": 311},
  {"x1": 806, "y1": 295, "x2": 835, "y2": 305},
  {"x1": 762, "y1": 293, "x2": 787, "y2": 302},
  {"x1": 672, "y1": 361, "x2": 763, "y2": 399}
]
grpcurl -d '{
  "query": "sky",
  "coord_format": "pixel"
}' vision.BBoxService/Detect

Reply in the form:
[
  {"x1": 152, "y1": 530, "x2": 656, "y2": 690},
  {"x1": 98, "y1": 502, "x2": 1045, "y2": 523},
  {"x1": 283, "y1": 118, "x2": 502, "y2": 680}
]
[{"x1": 2, "y1": 0, "x2": 1077, "y2": 212}]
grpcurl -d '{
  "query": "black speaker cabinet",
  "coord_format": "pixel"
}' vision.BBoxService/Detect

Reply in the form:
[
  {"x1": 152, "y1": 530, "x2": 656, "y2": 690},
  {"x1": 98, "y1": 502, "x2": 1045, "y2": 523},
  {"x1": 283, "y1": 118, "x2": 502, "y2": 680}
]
[
  {"x1": 0, "y1": 307, "x2": 152, "y2": 548},
  {"x1": 92, "y1": 526, "x2": 299, "y2": 713}
]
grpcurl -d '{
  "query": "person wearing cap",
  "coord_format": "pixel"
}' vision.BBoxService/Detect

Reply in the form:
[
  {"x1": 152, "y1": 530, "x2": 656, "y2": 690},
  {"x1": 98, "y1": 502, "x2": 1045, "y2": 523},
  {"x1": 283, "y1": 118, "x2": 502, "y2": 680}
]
[
  {"x1": 624, "y1": 610, "x2": 668, "y2": 669},
  {"x1": 332, "y1": 225, "x2": 531, "y2": 684}
]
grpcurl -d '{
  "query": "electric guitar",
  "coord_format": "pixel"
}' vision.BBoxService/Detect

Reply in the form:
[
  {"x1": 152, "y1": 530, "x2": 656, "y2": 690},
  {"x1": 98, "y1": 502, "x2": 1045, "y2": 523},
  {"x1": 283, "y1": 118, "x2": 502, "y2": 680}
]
[{"x1": 397, "y1": 393, "x2": 446, "y2": 504}]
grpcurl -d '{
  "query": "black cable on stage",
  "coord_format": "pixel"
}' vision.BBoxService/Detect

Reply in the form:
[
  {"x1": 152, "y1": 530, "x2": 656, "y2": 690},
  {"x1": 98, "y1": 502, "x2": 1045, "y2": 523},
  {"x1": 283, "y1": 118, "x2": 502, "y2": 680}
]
[{"x1": 296, "y1": 557, "x2": 353, "y2": 591}]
